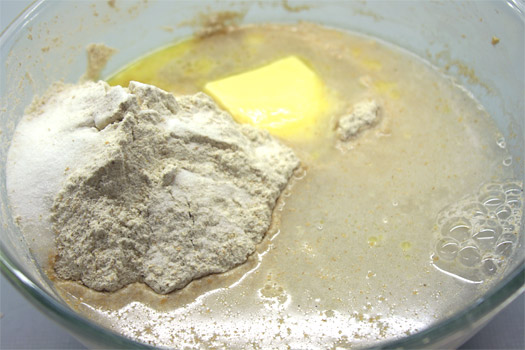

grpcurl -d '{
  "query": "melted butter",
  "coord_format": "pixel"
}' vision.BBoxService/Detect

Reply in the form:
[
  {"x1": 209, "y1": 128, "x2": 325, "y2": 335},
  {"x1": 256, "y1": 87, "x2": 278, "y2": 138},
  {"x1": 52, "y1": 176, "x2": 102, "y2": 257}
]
[
  {"x1": 108, "y1": 39, "x2": 206, "y2": 92},
  {"x1": 58, "y1": 23, "x2": 518, "y2": 349}
]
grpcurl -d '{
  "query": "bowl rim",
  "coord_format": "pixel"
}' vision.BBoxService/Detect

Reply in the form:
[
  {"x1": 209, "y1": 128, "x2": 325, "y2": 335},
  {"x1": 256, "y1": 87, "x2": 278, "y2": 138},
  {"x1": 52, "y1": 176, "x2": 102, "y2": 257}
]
[{"x1": 0, "y1": 1, "x2": 524, "y2": 349}]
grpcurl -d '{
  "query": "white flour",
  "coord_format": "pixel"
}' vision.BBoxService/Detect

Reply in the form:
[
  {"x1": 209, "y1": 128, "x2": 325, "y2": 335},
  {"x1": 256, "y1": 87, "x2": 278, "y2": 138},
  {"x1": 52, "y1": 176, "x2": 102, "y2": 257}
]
[{"x1": 9, "y1": 81, "x2": 299, "y2": 294}]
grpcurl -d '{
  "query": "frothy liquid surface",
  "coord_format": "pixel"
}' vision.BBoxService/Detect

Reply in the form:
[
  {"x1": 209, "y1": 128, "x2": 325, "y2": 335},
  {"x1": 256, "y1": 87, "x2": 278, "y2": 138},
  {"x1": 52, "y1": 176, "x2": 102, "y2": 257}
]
[{"x1": 53, "y1": 23, "x2": 520, "y2": 348}]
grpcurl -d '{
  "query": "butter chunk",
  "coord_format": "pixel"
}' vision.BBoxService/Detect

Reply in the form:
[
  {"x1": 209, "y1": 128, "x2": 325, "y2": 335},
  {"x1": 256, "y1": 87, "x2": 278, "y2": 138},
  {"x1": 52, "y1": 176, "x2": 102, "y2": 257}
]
[{"x1": 204, "y1": 56, "x2": 329, "y2": 140}]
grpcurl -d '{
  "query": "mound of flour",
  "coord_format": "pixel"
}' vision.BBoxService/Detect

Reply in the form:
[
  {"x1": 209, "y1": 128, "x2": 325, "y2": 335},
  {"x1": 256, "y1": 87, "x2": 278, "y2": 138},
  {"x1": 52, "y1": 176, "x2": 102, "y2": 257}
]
[{"x1": 17, "y1": 81, "x2": 299, "y2": 294}]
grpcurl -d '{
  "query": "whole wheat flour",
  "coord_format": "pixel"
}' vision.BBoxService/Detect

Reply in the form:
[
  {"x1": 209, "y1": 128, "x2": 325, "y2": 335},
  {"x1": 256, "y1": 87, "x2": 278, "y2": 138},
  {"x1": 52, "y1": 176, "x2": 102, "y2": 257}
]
[
  {"x1": 39, "y1": 80, "x2": 300, "y2": 294},
  {"x1": 336, "y1": 99, "x2": 381, "y2": 141}
]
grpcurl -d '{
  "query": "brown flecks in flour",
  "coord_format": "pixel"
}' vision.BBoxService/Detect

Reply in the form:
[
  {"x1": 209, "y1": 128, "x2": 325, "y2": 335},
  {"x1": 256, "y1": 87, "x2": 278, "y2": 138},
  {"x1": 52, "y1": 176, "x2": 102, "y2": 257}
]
[
  {"x1": 56, "y1": 170, "x2": 297, "y2": 312},
  {"x1": 45, "y1": 81, "x2": 299, "y2": 294},
  {"x1": 336, "y1": 99, "x2": 382, "y2": 142}
]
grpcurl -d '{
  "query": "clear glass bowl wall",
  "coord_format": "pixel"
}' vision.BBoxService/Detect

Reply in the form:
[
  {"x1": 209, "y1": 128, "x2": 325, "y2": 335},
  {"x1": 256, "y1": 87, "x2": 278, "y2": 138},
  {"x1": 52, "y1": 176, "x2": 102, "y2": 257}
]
[{"x1": 0, "y1": 1, "x2": 523, "y2": 349}]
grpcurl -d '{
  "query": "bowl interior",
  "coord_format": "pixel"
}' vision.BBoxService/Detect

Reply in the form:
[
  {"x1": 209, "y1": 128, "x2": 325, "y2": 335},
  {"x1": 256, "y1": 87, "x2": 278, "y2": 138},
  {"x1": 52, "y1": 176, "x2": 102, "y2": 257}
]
[{"x1": 0, "y1": 1, "x2": 523, "y2": 349}]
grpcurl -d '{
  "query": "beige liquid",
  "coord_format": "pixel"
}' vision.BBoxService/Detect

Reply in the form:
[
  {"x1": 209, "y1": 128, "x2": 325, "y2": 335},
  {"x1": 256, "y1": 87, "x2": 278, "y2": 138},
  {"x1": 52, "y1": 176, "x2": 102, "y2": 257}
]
[{"x1": 54, "y1": 23, "x2": 520, "y2": 349}]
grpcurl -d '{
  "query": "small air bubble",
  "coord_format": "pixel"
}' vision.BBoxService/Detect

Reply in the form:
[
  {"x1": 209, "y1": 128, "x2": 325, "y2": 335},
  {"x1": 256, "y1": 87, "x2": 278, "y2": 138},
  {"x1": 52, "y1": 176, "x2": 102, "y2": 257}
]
[
  {"x1": 495, "y1": 241, "x2": 513, "y2": 257},
  {"x1": 502, "y1": 223, "x2": 516, "y2": 234},
  {"x1": 392, "y1": 200, "x2": 399, "y2": 207},
  {"x1": 495, "y1": 205, "x2": 512, "y2": 220},
  {"x1": 482, "y1": 258, "x2": 498, "y2": 275},
  {"x1": 485, "y1": 219, "x2": 499, "y2": 227},
  {"x1": 503, "y1": 183, "x2": 522, "y2": 196},
  {"x1": 502, "y1": 157, "x2": 512, "y2": 166},
  {"x1": 293, "y1": 169, "x2": 307, "y2": 180},
  {"x1": 498, "y1": 233, "x2": 518, "y2": 244},
  {"x1": 479, "y1": 191, "x2": 505, "y2": 209},
  {"x1": 473, "y1": 228, "x2": 499, "y2": 250},
  {"x1": 317, "y1": 224, "x2": 324, "y2": 231},
  {"x1": 382, "y1": 217, "x2": 389, "y2": 224},
  {"x1": 496, "y1": 137, "x2": 506, "y2": 149},
  {"x1": 482, "y1": 183, "x2": 502, "y2": 192},
  {"x1": 442, "y1": 217, "x2": 471, "y2": 241},
  {"x1": 437, "y1": 215, "x2": 447, "y2": 226},
  {"x1": 495, "y1": 233, "x2": 517, "y2": 257},
  {"x1": 436, "y1": 238, "x2": 459, "y2": 260},
  {"x1": 506, "y1": 195, "x2": 522, "y2": 209},
  {"x1": 462, "y1": 202, "x2": 487, "y2": 219},
  {"x1": 458, "y1": 246, "x2": 481, "y2": 267}
]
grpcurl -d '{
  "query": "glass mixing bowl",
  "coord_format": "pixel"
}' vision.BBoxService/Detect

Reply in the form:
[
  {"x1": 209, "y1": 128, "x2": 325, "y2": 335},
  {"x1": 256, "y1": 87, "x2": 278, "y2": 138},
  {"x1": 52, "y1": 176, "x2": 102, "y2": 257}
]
[{"x1": 1, "y1": 1, "x2": 523, "y2": 349}]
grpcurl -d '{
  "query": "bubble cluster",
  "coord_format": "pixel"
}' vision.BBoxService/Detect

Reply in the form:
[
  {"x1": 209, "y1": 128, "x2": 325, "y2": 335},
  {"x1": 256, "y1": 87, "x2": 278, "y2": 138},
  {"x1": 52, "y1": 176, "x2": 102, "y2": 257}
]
[{"x1": 432, "y1": 181, "x2": 523, "y2": 283}]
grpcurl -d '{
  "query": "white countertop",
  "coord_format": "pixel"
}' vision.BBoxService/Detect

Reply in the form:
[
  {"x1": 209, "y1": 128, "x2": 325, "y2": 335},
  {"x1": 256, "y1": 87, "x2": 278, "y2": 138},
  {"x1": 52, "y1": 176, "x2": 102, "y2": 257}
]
[{"x1": 1, "y1": 1, "x2": 523, "y2": 349}]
